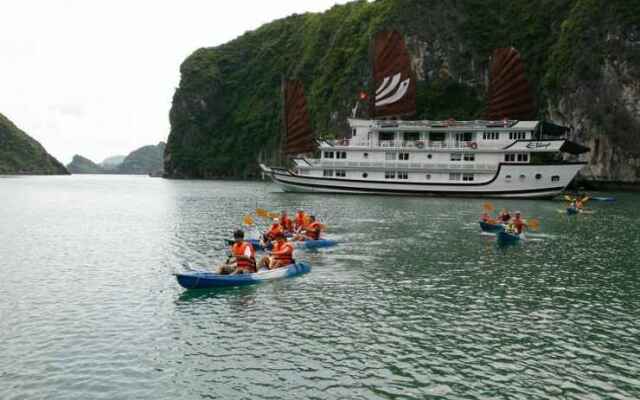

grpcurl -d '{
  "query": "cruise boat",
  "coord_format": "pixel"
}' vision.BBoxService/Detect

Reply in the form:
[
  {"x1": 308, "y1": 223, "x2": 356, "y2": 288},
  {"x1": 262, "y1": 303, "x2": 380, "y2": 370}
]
[{"x1": 260, "y1": 31, "x2": 589, "y2": 198}]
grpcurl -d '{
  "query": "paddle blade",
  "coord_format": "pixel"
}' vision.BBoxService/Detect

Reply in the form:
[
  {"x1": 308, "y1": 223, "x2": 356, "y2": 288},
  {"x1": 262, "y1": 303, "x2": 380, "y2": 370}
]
[
  {"x1": 267, "y1": 211, "x2": 280, "y2": 219},
  {"x1": 256, "y1": 208, "x2": 269, "y2": 218},
  {"x1": 581, "y1": 196, "x2": 590, "y2": 204},
  {"x1": 483, "y1": 202, "x2": 495, "y2": 212},
  {"x1": 564, "y1": 195, "x2": 573, "y2": 202},
  {"x1": 527, "y1": 218, "x2": 540, "y2": 231},
  {"x1": 243, "y1": 215, "x2": 254, "y2": 226}
]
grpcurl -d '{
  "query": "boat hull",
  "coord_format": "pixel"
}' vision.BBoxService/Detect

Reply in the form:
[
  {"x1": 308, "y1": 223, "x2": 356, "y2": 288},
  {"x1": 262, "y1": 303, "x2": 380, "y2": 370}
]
[
  {"x1": 261, "y1": 163, "x2": 585, "y2": 199},
  {"x1": 175, "y1": 262, "x2": 311, "y2": 289}
]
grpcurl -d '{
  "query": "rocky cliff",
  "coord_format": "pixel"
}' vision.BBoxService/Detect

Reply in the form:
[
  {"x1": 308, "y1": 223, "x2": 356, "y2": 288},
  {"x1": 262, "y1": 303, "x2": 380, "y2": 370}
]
[
  {"x1": 0, "y1": 112, "x2": 68, "y2": 175},
  {"x1": 165, "y1": 0, "x2": 640, "y2": 184},
  {"x1": 118, "y1": 142, "x2": 165, "y2": 175},
  {"x1": 67, "y1": 155, "x2": 105, "y2": 174}
]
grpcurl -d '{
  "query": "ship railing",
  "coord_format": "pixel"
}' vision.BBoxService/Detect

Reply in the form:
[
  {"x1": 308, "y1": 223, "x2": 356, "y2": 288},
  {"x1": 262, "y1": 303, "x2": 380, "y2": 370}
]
[
  {"x1": 322, "y1": 139, "x2": 482, "y2": 150},
  {"x1": 306, "y1": 159, "x2": 497, "y2": 171}
]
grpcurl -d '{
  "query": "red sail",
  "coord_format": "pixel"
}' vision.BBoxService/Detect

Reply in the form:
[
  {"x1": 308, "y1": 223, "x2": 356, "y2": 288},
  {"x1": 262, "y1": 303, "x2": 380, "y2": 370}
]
[
  {"x1": 486, "y1": 48, "x2": 536, "y2": 120},
  {"x1": 370, "y1": 30, "x2": 416, "y2": 119},
  {"x1": 282, "y1": 80, "x2": 316, "y2": 155}
]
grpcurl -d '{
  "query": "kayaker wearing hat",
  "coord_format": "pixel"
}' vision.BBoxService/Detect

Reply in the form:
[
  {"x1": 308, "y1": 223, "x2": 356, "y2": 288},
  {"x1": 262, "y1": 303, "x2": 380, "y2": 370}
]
[
  {"x1": 217, "y1": 229, "x2": 256, "y2": 275},
  {"x1": 294, "y1": 210, "x2": 306, "y2": 233},
  {"x1": 258, "y1": 231, "x2": 295, "y2": 270},
  {"x1": 498, "y1": 208, "x2": 511, "y2": 224}
]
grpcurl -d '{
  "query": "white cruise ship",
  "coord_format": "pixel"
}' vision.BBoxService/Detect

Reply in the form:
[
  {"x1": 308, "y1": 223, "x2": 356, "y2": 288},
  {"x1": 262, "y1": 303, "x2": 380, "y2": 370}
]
[{"x1": 261, "y1": 31, "x2": 589, "y2": 198}]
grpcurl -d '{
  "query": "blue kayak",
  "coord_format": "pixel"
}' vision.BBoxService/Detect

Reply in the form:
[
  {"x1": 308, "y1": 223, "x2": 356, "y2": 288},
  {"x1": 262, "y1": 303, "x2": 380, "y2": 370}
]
[
  {"x1": 479, "y1": 221, "x2": 505, "y2": 233},
  {"x1": 175, "y1": 262, "x2": 311, "y2": 289},
  {"x1": 592, "y1": 196, "x2": 616, "y2": 202},
  {"x1": 496, "y1": 230, "x2": 522, "y2": 244}
]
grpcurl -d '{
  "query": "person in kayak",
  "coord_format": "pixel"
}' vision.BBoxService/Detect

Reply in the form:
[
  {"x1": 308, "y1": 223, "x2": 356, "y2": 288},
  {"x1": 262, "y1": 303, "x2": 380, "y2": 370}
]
[
  {"x1": 498, "y1": 209, "x2": 511, "y2": 224},
  {"x1": 280, "y1": 211, "x2": 293, "y2": 234},
  {"x1": 480, "y1": 212, "x2": 496, "y2": 224},
  {"x1": 217, "y1": 229, "x2": 256, "y2": 274},
  {"x1": 258, "y1": 231, "x2": 295, "y2": 270},
  {"x1": 293, "y1": 210, "x2": 305, "y2": 232},
  {"x1": 508, "y1": 211, "x2": 527, "y2": 234},
  {"x1": 300, "y1": 215, "x2": 322, "y2": 241},
  {"x1": 263, "y1": 218, "x2": 283, "y2": 244}
]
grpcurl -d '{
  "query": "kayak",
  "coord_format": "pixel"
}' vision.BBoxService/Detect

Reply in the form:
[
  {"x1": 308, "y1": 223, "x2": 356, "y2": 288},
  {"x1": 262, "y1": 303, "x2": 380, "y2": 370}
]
[
  {"x1": 592, "y1": 196, "x2": 616, "y2": 202},
  {"x1": 225, "y1": 238, "x2": 337, "y2": 251},
  {"x1": 175, "y1": 262, "x2": 311, "y2": 289},
  {"x1": 294, "y1": 239, "x2": 338, "y2": 249},
  {"x1": 496, "y1": 230, "x2": 522, "y2": 244},
  {"x1": 479, "y1": 221, "x2": 505, "y2": 233}
]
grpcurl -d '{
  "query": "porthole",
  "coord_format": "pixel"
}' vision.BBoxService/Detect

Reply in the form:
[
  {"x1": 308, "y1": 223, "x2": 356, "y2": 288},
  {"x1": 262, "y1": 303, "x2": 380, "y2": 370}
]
[
  {"x1": 362, "y1": 172, "x2": 368, "y2": 178},
  {"x1": 427, "y1": 154, "x2": 432, "y2": 159},
  {"x1": 535, "y1": 173, "x2": 542, "y2": 180},
  {"x1": 364, "y1": 152, "x2": 368, "y2": 158},
  {"x1": 505, "y1": 175, "x2": 512, "y2": 181},
  {"x1": 519, "y1": 174, "x2": 526, "y2": 180},
  {"x1": 426, "y1": 174, "x2": 431, "y2": 180}
]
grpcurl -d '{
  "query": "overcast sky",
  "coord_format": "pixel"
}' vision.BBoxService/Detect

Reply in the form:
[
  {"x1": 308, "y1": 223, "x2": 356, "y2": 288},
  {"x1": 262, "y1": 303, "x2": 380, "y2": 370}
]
[{"x1": 0, "y1": 0, "x2": 351, "y2": 164}]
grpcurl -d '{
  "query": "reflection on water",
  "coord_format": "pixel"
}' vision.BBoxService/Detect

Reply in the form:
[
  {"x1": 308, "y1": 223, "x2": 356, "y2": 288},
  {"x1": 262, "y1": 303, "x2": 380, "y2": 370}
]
[{"x1": 1, "y1": 175, "x2": 639, "y2": 400}]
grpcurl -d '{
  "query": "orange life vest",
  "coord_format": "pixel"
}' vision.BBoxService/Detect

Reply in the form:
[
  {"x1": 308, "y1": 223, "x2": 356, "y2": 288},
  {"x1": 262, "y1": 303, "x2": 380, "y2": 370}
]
[
  {"x1": 272, "y1": 241, "x2": 294, "y2": 266},
  {"x1": 294, "y1": 212, "x2": 305, "y2": 229},
  {"x1": 280, "y1": 215, "x2": 293, "y2": 232},
  {"x1": 512, "y1": 218, "x2": 525, "y2": 234},
  {"x1": 232, "y1": 241, "x2": 256, "y2": 272},
  {"x1": 266, "y1": 223, "x2": 283, "y2": 240},
  {"x1": 305, "y1": 221, "x2": 321, "y2": 240}
]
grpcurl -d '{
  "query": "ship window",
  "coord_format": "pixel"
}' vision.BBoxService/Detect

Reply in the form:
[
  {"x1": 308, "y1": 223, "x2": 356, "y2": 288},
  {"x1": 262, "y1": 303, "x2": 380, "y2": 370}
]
[
  {"x1": 517, "y1": 153, "x2": 528, "y2": 162},
  {"x1": 379, "y1": 132, "x2": 395, "y2": 141},
  {"x1": 509, "y1": 132, "x2": 526, "y2": 140},
  {"x1": 519, "y1": 174, "x2": 526, "y2": 180},
  {"x1": 482, "y1": 132, "x2": 499, "y2": 140},
  {"x1": 462, "y1": 132, "x2": 474, "y2": 141},
  {"x1": 336, "y1": 151, "x2": 347, "y2": 159},
  {"x1": 335, "y1": 170, "x2": 346, "y2": 177},
  {"x1": 462, "y1": 173, "x2": 474, "y2": 181},
  {"x1": 385, "y1": 152, "x2": 396, "y2": 161},
  {"x1": 427, "y1": 154, "x2": 432, "y2": 159},
  {"x1": 363, "y1": 152, "x2": 368, "y2": 158},
  {"x1": 505, "y1": 175, "x2": 512, "y2": 181},
  {"x1": 449, "y1": 173, "x2": 461, "y2": 181},
  {"x1": 430, "y1": 132, "x2": 445, "y2": 141},
  {"x1": 384, "y1": 171, "x2": 396, "y2": 179},
  {"x1": 403, "y1": 132, "x2": 419, "y2": 142},
  {"x1": 399, "y1": 152, "x2": 409, "y2": 161},
  {"x1": 450, "y1": 153, "x2": 462, "y2": 161},
  {"x1": 535, "y1": 173, "x2": 542, "y2": 180},
  {"x1": 398, "y1": 171, "x2": 408, "y2": 180},
  {"x1": 323, "y1": 169, "x2": 333, "y2": 177},
  {"x1": 323, "y1": 151, "x2": 334, "y2": 159},
  {"x1": 552, "y1": 175, "x2": 560, "y2": 182},
  {"x1": 352, "y1": 128, "x2": 357, "y2": 137},
  {"x1": 463, "y1": 153, "x2": 475, "y2": 161},
  {"x1": 426, "y1": 174, "x2": 431, "y2": 180},
  {"x1": 504, "y1": 154, "x2": 516, "y2": 162},
  {"x1": 362, "y1": 172, "x2": 368, "y2": 178}
]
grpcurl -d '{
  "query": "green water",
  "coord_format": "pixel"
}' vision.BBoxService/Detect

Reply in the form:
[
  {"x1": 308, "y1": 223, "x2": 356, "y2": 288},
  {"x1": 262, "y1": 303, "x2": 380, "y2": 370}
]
[{"x1": 1, "y1": 175, "x2": 639, "y2": 399}]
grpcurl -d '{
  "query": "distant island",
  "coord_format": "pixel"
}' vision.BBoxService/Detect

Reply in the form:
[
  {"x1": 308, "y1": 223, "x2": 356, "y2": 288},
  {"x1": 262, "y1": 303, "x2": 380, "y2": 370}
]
[
  {"x1": 67, "y1": 142, "x2": 166, "y2": 176},
  {"x1": 0, "y1": 112, "x2": 68, "y2": 175}
]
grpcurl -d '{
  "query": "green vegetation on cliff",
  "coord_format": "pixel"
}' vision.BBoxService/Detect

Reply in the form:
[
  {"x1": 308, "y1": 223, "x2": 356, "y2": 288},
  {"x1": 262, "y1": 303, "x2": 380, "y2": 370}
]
[
  {"x1": 118, "y1": 142, "x2": 166, "y2": 175},
  {"x1": 67, "y1": 155, "x2": 105, "y2": 174},
  {"x1": 166, "y1": 0, "x2": 640, "y2": 179},
  {"x1": 0, "y1": 113, "x2": 68, "y2": 175}
]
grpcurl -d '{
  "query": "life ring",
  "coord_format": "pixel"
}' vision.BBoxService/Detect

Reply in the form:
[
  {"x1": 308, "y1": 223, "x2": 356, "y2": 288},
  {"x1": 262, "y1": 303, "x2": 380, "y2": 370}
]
[
  {"x1": 469, "y1": 142, "x2": 478, "y2": 150},
  {"x1": 416, "y1": 141, "x2": 425, "y2": 149}
]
